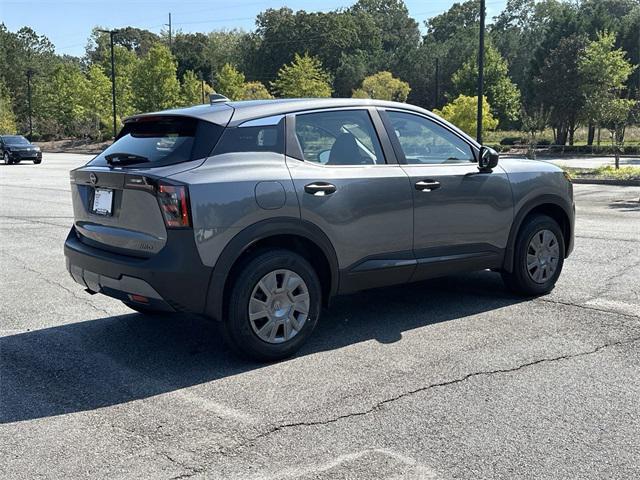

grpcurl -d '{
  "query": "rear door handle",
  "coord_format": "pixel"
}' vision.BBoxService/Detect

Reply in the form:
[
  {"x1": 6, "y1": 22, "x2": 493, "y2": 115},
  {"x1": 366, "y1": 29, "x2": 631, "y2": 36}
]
[
  {"x1": 415, "y1": 180, "x2": 441, "y2": 192},
  {"x1": 304, "y1": 182, "x2": 337, "y2": 196}
]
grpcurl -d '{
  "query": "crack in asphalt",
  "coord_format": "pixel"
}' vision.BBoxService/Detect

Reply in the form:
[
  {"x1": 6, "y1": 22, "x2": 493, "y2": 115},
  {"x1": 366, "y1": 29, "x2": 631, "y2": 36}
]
[
  {"x1": 1, "y1": 250, "x2": 111, "y2": 316},
  {"x1": 537, "y1": 297, "x2": 640, "y2": 320},
  {"x1": 222, "y1": 334, "x2": 640, "y2": 457}
]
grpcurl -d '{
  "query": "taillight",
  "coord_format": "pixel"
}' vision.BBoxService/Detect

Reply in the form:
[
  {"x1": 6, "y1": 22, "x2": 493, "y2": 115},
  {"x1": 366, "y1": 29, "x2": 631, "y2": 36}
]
[{"x1": 157, "y1": 182, "x2": 191, "y2": 228}]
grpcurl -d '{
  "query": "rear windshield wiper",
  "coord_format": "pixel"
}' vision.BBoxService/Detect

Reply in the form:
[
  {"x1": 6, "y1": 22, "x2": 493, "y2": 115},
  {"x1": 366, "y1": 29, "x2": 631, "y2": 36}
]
[{"x1": 104, "y1": 153, "x2": 151, "y2": 166}]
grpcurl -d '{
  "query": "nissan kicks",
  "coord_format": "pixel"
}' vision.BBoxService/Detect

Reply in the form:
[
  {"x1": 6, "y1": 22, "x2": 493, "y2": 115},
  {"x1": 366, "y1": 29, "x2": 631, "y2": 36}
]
[{"x1": 64, "y1": 98, "x2": 575, "y2": 360}]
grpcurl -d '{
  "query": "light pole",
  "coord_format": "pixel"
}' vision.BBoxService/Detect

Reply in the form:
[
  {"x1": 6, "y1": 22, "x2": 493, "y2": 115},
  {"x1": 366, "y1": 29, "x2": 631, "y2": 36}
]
[
  {"x1": 98, "y1": 29, "x2": 118, "y2": 138},
  {"x1": 476, "y1": 0, "x2": 486, "y2": 144},
  {"x1": 26, "y1": 69, "x2": 34, "y2": 140}
]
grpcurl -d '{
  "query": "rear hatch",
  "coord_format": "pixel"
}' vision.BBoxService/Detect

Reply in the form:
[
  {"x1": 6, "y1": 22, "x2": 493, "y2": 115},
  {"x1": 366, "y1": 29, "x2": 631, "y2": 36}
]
[{"x1": 70, "y1": 115, "x2": 224, "y2": 257}]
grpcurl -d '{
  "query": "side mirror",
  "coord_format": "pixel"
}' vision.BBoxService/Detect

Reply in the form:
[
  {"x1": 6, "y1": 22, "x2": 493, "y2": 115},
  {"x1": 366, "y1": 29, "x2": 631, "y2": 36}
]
[{"x1": 478, "y1": 146, "x2": 499, "y2": 172}]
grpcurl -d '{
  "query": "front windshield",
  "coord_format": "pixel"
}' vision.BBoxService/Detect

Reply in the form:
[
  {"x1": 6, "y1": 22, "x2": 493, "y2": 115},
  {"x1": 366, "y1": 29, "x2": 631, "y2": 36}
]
[{"x1": 3, "y1": 136, "x2": 30, "y2": 145}]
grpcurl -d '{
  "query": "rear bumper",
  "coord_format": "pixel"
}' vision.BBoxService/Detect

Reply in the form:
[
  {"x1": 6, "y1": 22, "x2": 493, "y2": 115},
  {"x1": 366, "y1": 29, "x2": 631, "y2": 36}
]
[{"x1": 64, "y1": 227, "x2": 213, "y2": 313}]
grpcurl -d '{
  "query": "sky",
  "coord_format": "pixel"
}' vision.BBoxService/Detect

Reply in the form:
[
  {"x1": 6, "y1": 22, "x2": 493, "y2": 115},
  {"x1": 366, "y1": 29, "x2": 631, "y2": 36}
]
[{"x1": 1, "y1": 0, "x2": 508, "y2": 57}]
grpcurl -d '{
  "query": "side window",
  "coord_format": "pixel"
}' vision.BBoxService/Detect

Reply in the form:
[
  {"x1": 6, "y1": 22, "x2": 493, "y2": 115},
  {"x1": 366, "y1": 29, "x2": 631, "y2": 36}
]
[
  {"x1": 213, "y1": 119, "x2": 284, "y2": 155},
  {"x1": 386, "y1": 111, "x2": 474, "y2": 165},
  {"x1": 294, "y1": 110, "x2": 385, "y2": 165}
]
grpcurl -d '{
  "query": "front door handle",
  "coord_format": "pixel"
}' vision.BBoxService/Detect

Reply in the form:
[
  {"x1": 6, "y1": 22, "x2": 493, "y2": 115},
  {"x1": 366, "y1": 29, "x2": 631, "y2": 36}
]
[
  {"x1": 304, "y1": 182, "x2": 337, "y2": 196},
  {"x1": 415, "y1": 180, "x2": 441, "y2": 192}
]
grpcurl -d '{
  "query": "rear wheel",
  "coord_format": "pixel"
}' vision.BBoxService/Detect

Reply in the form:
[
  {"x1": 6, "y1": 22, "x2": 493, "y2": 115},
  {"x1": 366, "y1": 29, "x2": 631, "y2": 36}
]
[
  {"x1": 502, "y1": 214, "x2": 565, "y2": 296},
  {"x1": 222, "y1": 249, "x2": 321, "y2": 361},
  {"x1": 33, "y1": 159, "x2": 42, "y2": 164},
  {"x1": 3, "y1": 153, "x2": 10, "y2": 165}
]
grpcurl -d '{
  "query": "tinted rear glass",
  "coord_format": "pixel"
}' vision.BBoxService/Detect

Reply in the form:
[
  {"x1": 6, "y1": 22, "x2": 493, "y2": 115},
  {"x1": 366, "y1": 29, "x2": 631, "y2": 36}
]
[
  {"x1": 89, "y1": 116, "x2": 223, "y2": 168},
  {"x1": 212, "y1": 120, "x2": 284, "y2": 155}
]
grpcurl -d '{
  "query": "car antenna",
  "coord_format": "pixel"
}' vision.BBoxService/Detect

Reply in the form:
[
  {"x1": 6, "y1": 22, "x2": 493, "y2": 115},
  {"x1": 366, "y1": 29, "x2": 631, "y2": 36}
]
[{"x1": 209, "y1": 93, "x2": 230, "y2": 104}]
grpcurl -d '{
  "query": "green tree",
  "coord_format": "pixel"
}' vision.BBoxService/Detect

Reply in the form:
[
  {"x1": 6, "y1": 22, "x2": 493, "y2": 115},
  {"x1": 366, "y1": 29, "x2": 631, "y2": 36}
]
[
  {"x1": 240, "y1": 81, "x2": 273, "y2": 100},
  {"x1": 81, "y1": 64, "x2": 112, "y2": 139},
  {"x1": 578, "y1": 31, "x2": 636, "y2": 145},
  {"x1": 271, "y1": 53, "x2": 332, "y2": 98},
  {"x1": 0, "y1": 80, "x2": 17, "y2": 134},
  {"x1": 534, "y1": 34, "x2": 587, "y2": 145},
  {"x1": 434, "y1": 95, "x2": 498, "y2": 137},
  {"x1": 215, "y1": 63, "x2": 246, "y2": 100},
  {"x1": 36, "y1": 61, "x2": 89, "y2": 138},
  {"x1": 131, "y1": 44, "x2": 180, "y2": 112},
  {"x1": 180, "y1": 70, "x2": 213, "y2": 106},
  {"x1": 452, "y1": 43, "x2": 521, "y2": 126},
  {"x1": 352, "y1": 71, "x2": 410, "y2": 101}
]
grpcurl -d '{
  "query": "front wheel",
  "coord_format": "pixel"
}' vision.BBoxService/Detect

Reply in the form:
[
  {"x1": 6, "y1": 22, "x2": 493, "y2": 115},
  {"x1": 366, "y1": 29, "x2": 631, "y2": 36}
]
[
  {"x1": 502, "y1": 214, "x2": 565, "y2": 296},
  {"x1": 222, "y1": 249, "x2": 321, "y2": 361},
  {"x1": 3, "y1": 153, "x2": 10, "y2": 165},
  {"x1": 33, "y1": 159, "x2": 42, "y2": 164}
]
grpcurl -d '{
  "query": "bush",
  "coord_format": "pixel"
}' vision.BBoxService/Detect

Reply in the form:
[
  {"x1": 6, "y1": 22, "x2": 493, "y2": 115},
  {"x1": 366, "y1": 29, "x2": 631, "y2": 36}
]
[{"x1": 499, "y1": 136, "x2": 526, "y2": 145}]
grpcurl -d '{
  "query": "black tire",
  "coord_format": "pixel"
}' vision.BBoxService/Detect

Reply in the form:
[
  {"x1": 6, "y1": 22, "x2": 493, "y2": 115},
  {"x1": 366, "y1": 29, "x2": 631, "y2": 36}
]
[
  {"x1": 33, "y1": 159, "x2": 42, "y2": 164},
  {"x1": 502, "y1": 214, "x2": 565, "y2": 296},
  {"x1": 123, "y1": 301, "x2": 169, "y2": 315},
  {"x1": 3, "y1": 153, "x2": 11, "y2": 165},
  {"x1": 222, "y1": 249, "x2": 322, "y2": 361}
]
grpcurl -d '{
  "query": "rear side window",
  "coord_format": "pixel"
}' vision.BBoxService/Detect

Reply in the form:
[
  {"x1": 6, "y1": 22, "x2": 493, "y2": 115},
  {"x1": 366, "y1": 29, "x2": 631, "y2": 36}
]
[
  {"x1": 212, "y1": 119, "x2": 284, "y2": 155},
  {"x1": 89, "y1": 116, "x2": 223, "y2": 168}
]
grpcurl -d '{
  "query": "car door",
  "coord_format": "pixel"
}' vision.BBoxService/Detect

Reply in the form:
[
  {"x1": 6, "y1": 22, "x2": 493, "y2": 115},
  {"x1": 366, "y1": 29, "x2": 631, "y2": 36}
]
[
  {"x1": 379, "y1": 109, "x2": 513, "y2": 282},
  {"x1": 285, "y1": 108, "x2": 414, "y2": 293}
]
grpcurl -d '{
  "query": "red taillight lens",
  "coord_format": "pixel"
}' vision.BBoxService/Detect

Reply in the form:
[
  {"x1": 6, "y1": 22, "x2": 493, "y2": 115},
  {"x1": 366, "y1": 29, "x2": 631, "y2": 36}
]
[{"x1": 157, "y1": 183, "x2": 191, "y2": 228}]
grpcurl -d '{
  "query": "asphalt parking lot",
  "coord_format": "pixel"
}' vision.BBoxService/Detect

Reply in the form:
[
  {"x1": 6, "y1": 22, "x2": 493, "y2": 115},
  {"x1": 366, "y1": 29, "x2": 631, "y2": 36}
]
[{"x1": 1, "y1": 153, "x2": 639, "y2": 479}]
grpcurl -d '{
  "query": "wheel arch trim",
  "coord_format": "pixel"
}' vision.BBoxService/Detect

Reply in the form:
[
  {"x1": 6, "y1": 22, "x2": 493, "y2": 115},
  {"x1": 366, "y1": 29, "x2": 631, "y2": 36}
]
[
  {"x1": 204, "y1": 217, "x2": 339, "y2": 321},
  {"x1": 503, "y1": 194, "x2": 574, "y2": 273}
]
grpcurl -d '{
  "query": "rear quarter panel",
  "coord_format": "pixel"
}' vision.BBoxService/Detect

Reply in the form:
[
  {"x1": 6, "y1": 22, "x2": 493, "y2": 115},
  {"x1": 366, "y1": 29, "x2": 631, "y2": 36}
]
[{"x1": 168, "y1": 152, "x2": 299, "y2": 267}]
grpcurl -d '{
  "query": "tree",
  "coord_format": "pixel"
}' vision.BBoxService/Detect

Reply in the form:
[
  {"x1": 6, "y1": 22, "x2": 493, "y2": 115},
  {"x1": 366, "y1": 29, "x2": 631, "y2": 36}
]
[
  {"x1": 180, "y1": 70, "x2": 213, "y2": 106},
  {"x1": 131, "y1": 44, "x2": 180, "y2": 112},
  {"x1": 352, "y1": 71, "x2": 410, "y2": 101},
  {"x1": 81, "y1": 64, "x2": 112, "y2": 139},
  {"x1": 578, "y1": 31, "x2": 636, "y2": 146},
  {"x1": 172, "y1": 33, "x2": 210, "y2": 80},
  {"x1": 240, "y1": 81, "x2": 273, "y2": 100},
  {"x1": 215, "y1": 63, "x2": 246, "y2": 101},
  {"x1": 434, "y1": 95, "x2": 498, "y2": 137},
  {"x1": 36, "y1": 61, "x2": 89, "y2": 138},
  {"x1": 271, "y1": 53, "x2": 332, "y2": 98},
  {"x1": 534, "y1": 34, "x2": 588, "y2": 145},
  {"x1": 452, "y1": 43, "x2": 521, "y2": 126},
  {"x1": 0, "y1": 80, "x2": 17, "y2": 134}
]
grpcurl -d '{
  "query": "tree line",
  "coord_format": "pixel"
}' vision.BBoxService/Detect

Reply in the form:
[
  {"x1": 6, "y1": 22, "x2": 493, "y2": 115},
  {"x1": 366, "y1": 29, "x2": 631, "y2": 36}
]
[{"x1": 1, "y1": 0, "x2": 639, "y2": 145}]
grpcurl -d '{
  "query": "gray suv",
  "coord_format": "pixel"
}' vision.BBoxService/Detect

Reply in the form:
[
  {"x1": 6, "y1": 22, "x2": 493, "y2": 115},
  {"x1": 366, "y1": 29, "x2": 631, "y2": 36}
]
[{"x1": 64, "y1": 98, "x2": 574, "y2": 360}]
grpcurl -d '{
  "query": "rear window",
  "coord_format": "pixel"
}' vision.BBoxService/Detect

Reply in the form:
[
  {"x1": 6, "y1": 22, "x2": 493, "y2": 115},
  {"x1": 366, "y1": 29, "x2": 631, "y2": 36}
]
[{"x1": 89, "y1": 116, "x2": 223, "y2": 168}]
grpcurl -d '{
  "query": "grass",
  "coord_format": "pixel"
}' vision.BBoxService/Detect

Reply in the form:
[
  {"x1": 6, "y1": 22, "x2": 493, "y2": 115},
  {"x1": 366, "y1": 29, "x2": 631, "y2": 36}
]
[
  {"x1": 485, "y1": 125, "x2": 640, "y2": 146},
  {"x1": 563, "y1": 166, "x2": 640, "y2": 181}
]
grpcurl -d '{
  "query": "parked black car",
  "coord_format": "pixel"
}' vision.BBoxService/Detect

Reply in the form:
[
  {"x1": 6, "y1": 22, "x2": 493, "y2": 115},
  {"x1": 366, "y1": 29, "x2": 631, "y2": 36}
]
[{"x1": 0, "y1": 135, "x2": 42, "y2": 165}]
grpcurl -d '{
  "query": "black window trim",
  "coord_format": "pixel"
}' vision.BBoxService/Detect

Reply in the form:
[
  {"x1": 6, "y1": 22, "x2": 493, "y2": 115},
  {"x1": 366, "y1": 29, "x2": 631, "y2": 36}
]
[
  {"x1": 284, "y1": 106, "x2": 400, "y2": 167},
  {"x1": 378, "y1": 108, "x2": 479, "y2": 166}
]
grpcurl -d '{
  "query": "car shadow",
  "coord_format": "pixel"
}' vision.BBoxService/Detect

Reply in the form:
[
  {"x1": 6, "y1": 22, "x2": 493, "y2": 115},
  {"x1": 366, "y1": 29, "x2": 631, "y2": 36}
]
[
  {"x1": 1, "y1": 271, "x2": 525, "y2": 424},
  {"x1": 608, "y1": 198, "x2": 640, "y2": 212}
]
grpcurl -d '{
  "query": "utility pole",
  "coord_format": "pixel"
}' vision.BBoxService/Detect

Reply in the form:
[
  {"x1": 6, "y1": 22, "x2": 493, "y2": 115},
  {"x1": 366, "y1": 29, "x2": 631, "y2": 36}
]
[
  {"x1": 434, "y1": 57, "x2": 440, "y2": 110},
  {"x1": 165, "y1": 13, "x2": 172, "y2": 50},
  {"x1": 476, "y1": 0, "x2": 486, "y2": 144},
  {"x1": 26, "y1": 69, "x2": 34, "y2": 140},
  {"x1": 200, "y1": 73, "x2": 205, "y2": 104},
  {"x1": 98, "y1": 29, "x2": 118, "y2": 138}
]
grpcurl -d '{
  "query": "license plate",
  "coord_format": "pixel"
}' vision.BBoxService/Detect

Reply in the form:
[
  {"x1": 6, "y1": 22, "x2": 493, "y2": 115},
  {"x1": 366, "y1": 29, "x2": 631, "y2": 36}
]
[{"x1": 92, "y1": 188, "x2": 113, "y2": 216}]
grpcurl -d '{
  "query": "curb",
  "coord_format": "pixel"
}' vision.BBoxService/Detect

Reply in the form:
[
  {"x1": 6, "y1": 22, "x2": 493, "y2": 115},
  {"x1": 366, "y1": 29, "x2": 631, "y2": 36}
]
[{"x1": 572, "y1": 178, "x2": 640, "y2": 187}]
